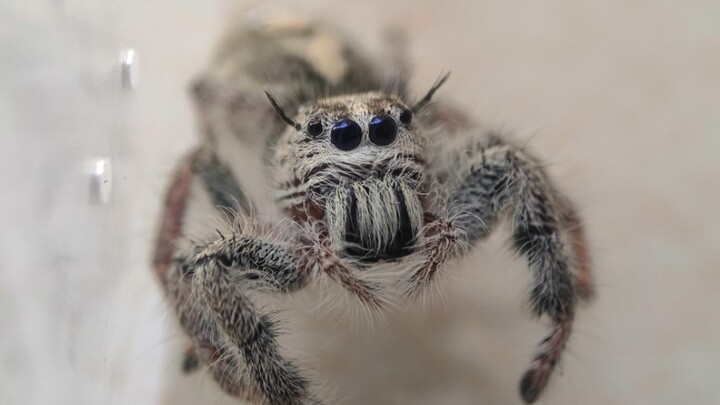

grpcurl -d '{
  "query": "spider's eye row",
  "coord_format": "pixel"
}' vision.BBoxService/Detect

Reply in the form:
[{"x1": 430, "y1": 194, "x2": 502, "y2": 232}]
[
  {"x1": 369, "y1": 115, "x2": 398, "y2": 146},
  {"x1": 307, "y1": 121, "x2": 324, "y2": 136},
  {"x1": 330, "y1": 119, "x2": 363, "y2": 151},
  {"x1": 399, "y1": 109, "x2": 412, "y2": 125},
  {"x1": 328, "y1": 114, "x2": 401, "y2": 150}
]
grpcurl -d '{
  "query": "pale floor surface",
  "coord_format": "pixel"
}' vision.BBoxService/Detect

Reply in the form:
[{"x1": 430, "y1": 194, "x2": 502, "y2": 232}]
[{"x1": 1, "y1": 1, "x2": 719, "y2": 404}]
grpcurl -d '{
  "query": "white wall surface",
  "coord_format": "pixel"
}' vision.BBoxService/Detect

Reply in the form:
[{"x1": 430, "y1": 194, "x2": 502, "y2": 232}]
[{"x1": 2, "y1": 1, "x2": 719, "y2": 404}]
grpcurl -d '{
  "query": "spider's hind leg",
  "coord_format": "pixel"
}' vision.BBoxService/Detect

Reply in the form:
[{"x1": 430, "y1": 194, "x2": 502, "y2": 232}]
[{"x1": 153, "y1": 145, "x2": 250, "y2": 288}]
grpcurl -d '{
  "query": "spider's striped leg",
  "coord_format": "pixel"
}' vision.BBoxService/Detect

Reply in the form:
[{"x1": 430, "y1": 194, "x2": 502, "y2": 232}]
[
  {"x1": 154, "y1": 148, "x2": 322, "y2": 404},
  {"x1": 165, "y1": 251, "x2": 257, "y2": 400},
  {"x1": 154, "y1": 146, "x2": 253, "y2": 374},
  {"x1": 153, "y1": 145, "x2": 250, "y2": 285},
  {"x1": 557, "y1": 196, "x2": 595, "y2": 301},
  {"x1": 410, "y1": 137, "x2": 593, "y2": 403},
  {"x1": 456, "y1": 141, "x2": 592, "y2": 403},
  {"x1": 167, "y1": 235, "x2": 320, "y2": 405}
]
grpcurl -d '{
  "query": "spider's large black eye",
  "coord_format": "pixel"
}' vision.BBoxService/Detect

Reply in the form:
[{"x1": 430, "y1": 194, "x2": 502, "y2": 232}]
[
  {"x1": 368, "y1": 115, "x2": 398, "y2": 146},
  {"x1": 399, "y1": 109, "x2": 412, "y2": 125},
  {"x1": 307, "y1": 121, "x2": 323, "y2": 137},
  {"x1": 330, "y1": 119, "x2": 363, "y2": 151}
]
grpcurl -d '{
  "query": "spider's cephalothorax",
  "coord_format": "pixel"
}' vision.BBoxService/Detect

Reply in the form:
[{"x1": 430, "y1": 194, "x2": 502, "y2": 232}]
[
  {"x1": 271, "y1": 93, "x2": 427, "y2": 261},
  {"x1": 154, "y1": 14, "x2": 594, "y2": 405}
]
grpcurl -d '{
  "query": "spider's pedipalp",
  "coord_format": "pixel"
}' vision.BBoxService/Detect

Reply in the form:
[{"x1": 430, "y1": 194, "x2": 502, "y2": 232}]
[{"x1": 295, "y1": 219, "x2": 387, "y2": 311}]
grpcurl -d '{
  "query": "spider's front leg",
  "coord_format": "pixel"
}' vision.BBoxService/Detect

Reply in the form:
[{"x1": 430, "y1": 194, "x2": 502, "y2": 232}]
[
  {"x1": 154, "y1": 148, "x2": 323, "y2": 404},
  {"x1": 167, "y1": 233, "x2": 323, "y2": 405},
  {"x1": 409, "y1": 135, "x2": 594, "y2": 403}
]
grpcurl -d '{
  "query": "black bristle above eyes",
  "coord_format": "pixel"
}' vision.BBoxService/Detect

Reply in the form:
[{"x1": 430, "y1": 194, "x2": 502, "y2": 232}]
[
  {"x1": 307, "y1": 121, "x2": 323, "y2": 136},
  {"x1": 399, "y1": 109, "x2": 412, "y2": 125}
]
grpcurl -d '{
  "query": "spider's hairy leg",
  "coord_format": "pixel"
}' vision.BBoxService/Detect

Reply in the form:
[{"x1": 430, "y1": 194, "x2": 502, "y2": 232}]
[
  {"x1": 154, "y1": 148, "x2": 323, "y2": 404},
  {"x1": 557, "y1": 196, "x2": 595, "y2": 300},
  {"x1": 174, "y1": 235, "x2": 322, "y2": 405},
  {"x1": 153, "y1": 146, "x2": 250, "y2": 285},
  {"x1": 165, "y1": 254, "x2": 258, "y2": 399},
  {"x1": 155, "y1": 146, "x2": 252, "y2": 373},
  {"x1": 441, "y1": 138, "x2": 593, "y2": 403},
  {"x1": 191, "y1": 74, "x2": 287, "y2": 147}
]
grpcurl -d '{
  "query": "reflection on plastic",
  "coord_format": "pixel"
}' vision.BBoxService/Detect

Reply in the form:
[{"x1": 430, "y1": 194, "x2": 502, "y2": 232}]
[
  {"x1": 120, "y1": 49, "x2": 137, "y2": 92},
  {"x1": 89, "y1": 158, "x2": 112, "y2": 204}
]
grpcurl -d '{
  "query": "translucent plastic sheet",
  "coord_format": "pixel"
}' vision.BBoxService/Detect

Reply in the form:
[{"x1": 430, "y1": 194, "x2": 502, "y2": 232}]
[{"x1": 0, "y1": 2, "x2": 220, "y2": 403}]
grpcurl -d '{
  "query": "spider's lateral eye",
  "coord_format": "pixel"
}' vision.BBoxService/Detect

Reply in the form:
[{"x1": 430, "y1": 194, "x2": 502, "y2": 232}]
[
  {"x1": 399, "y1": 109, "x2": 412, "y2": 125},
  {"x1": 368, "y1": 115, "x2": 398, "y2": 146},
  {"x1": 218, "y1": 254, "x2": 233, "y2": 267},
  {"x1": 330, "y1": 119, "x2": 363, "y2": 151},
  {"x1": 307, "y1": 121, "x2": 323, "y2": 136}
]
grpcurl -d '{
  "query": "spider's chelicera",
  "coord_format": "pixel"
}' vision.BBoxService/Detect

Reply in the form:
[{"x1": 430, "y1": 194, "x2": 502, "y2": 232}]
[{"x1": 153, "y1": 19, "x2": 594, "y2": 405}]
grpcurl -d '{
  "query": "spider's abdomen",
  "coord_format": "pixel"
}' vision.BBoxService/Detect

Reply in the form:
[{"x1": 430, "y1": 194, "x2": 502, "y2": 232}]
[{"x1": 325, "y1": 177, "x2": 424, "y2": 261}]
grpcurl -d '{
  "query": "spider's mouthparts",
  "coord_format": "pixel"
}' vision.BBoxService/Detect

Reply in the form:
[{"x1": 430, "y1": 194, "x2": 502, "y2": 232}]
[{"x1": 325, "y1": 177, "x2": 423, "y2": 261}]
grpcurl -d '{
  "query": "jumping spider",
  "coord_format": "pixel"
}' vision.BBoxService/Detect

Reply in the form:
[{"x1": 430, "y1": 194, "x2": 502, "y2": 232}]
[{"x1": 153, "y1": 15, "x2": 594, "y2": 405}]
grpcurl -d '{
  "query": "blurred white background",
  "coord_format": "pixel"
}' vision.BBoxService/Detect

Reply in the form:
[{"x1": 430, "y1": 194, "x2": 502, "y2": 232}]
[{"x1": 2, "y1": 1, "x2": 719, "y2": 404}]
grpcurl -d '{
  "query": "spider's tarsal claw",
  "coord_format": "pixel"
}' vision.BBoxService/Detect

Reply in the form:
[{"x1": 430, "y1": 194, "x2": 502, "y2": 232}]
[
  {"x1": 519, "y1": 318, "x2": 571, "y2": 403},
  {"x1": 182, "y1": 350, "x2": 201, "y2": 374},
  {"x1": 519, "y1": 367, "x2": 547, "y2": 403}
]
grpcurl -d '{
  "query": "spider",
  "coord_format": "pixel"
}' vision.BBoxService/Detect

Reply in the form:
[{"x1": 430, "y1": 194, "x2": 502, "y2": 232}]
[{"x1": 153, "y1": 14, "x2": 594, "y2": 405}]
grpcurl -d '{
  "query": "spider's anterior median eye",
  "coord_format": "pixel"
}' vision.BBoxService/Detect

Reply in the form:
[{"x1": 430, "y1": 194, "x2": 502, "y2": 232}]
[
  {"x1": 368, "y1": 115, "x2": 398, "y2": 146},
  {"x1": 307, "y1": 121, "x2": 323, "y2": 136},
  {"x1": 399, "y1": 109, "x2": 412, "y2": 125},
  {"x1": 330, "y1": 119, "x2": 363, "y2": 151}
]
